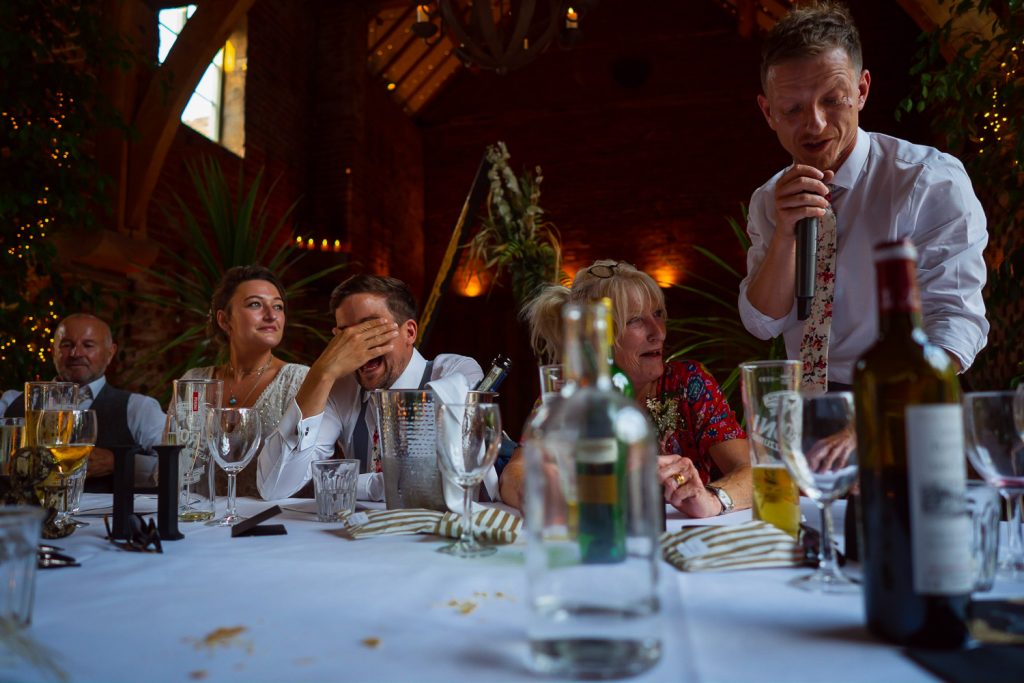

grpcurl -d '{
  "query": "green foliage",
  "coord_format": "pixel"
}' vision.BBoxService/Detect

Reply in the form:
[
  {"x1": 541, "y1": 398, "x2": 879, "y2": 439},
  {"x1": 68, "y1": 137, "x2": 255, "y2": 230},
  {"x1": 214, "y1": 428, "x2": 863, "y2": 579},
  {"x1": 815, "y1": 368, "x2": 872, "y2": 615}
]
[
  {"x1": 897, "y1": 0, "x2": 1024, "y2": 387},
  {"x1": 466, "y1": 142, "x2": 565, "y2": 309},
  {"x1": 123, "y1": 157, "x2": 346, "y2": 399},
  {"x1": 0, "y1": 0, "x2": 131, "y2": 387},
  {"x1": 665, "y1": 206, "x2": 784, "y2": 403}
]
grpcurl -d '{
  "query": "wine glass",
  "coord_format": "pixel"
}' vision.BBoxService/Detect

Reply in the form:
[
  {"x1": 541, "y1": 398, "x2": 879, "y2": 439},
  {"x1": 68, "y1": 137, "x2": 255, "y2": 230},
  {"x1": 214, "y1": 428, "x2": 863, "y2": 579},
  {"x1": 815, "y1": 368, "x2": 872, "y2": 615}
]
[
  {"x1": 777, "y1": 391, "x2": 859, "y2": 593},
  {"x1": 435, "y1": 402, "x2": 502, "y2": 557},
  {"x1": 964, "y1": 390, "x2": 1024, "y2": 579},
  {"x1": 34, "y1": 409, "x2": 98, "y2": 531},
  {"x1": 204, "y1": 407, "x2": 262, "y2": 526}
]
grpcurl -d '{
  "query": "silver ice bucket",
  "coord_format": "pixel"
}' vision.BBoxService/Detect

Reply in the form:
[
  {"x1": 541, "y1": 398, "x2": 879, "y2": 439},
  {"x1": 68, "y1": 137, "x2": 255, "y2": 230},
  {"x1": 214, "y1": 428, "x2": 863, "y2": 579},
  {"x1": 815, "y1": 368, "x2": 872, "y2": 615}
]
[{"x1": 371, "y1": 389, "x2": 496, "y2": 511}]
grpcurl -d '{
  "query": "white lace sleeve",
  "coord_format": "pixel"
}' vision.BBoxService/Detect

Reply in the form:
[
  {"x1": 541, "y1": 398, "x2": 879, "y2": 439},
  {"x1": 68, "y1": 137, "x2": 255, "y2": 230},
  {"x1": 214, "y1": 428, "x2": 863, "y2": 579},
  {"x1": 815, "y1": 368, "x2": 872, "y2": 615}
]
[{"x1": 254, "y1": 364, "x2": 309, "y2": 437}]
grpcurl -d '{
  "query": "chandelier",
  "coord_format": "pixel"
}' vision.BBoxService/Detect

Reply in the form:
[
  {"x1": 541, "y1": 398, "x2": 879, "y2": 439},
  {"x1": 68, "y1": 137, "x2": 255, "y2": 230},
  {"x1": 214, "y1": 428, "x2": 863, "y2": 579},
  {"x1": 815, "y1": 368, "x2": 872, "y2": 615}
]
[{"x1": 410, "y1": 1, "x2": 593, "y2": 74}]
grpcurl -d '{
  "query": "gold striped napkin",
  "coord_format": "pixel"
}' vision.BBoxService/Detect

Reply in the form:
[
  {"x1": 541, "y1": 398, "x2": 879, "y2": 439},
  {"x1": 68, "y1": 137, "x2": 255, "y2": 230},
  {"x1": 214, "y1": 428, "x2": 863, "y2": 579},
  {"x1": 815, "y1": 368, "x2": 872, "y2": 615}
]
[
  {"x1": 342, "y1": 508, "x2": 522, "y2": 544},
  {"x1": 660, "y1": 521, "x2": 804, "y2": 571}
]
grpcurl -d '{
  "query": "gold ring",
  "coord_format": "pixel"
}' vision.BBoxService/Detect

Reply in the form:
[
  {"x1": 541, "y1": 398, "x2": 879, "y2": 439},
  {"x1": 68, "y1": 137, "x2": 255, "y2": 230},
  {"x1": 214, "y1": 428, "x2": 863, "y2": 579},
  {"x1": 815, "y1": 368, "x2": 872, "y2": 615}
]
[{"x1": 672, "y1": 473, "x2": 687, "y2": 487}]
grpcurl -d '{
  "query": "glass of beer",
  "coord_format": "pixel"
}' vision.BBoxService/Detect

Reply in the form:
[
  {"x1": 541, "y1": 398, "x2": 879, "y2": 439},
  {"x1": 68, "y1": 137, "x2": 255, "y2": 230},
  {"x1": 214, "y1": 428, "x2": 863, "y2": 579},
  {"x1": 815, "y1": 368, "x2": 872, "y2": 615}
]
[
  {"x1": 34, "y1": 409, "x2": 97, "y2": 531},
  {"x1": 1, "y1": 417, "x2": 24, "y2": 475},
  {"x1": 739, "y1": 361, "x2": 802, "y2": 537},
  {"x1": 23, "y1": 382, "x2": 79, "y2": 448}
]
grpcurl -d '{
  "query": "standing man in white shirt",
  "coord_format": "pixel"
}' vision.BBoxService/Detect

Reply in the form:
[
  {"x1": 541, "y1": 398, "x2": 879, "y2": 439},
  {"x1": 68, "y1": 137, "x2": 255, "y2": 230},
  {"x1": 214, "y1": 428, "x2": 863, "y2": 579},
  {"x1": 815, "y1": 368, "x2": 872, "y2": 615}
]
[
  {"x1": 0, "y1": 313, "x2": 165, "y2": 491},
  {"x1": 257, "y1": 274, "x2": 483, "y2": 500},
  {"x1": 738, "y1": 1, "x2": 988, "y2": 390}
]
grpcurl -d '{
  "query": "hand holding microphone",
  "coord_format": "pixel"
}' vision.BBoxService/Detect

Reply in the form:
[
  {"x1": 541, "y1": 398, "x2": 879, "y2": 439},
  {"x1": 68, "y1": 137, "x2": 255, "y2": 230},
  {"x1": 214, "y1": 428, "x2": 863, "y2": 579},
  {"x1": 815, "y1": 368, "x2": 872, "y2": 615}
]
[{"x1": 796, "y1": 215, "x2": 818, "y2": 320}]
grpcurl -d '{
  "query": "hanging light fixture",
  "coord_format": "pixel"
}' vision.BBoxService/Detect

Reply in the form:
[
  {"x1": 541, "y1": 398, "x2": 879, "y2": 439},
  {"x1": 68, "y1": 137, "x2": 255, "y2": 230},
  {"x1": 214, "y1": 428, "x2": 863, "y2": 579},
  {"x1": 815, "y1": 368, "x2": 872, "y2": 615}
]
[{"x1": 411, "y1": 1, "x2": 594, "y2": 74}]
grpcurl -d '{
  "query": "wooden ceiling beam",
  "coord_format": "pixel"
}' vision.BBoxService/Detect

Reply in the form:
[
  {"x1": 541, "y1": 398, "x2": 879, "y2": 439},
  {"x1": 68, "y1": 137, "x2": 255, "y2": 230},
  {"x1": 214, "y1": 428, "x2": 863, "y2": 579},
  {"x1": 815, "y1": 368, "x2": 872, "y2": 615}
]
[{"x1": 125, "y1": 0, "x2": 256, "y2": 233}]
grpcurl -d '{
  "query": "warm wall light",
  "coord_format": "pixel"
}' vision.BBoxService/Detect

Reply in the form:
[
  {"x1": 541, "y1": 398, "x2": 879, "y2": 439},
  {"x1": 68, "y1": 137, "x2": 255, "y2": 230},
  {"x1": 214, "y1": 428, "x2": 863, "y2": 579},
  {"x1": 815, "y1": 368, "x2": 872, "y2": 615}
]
[
  {"x1": 652, "y1": 264, "x2": 680, "y2": 288},
  {"x1": 566, "y1": 7, "x2": 578, "y2": 29},
  {"x1": 453, "y1": 258, "x2": 492, "y2": 297}
]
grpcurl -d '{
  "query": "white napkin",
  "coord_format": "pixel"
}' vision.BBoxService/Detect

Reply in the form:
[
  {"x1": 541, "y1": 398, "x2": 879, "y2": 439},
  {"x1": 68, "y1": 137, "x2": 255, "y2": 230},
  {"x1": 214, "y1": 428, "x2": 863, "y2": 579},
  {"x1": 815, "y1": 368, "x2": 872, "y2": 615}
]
[
  {"x1": 426, "y1": 374, "x2": 501, "y2": 513},
  {"x1": 357, "y1": 472, "x2": 385, "y2": 501}
]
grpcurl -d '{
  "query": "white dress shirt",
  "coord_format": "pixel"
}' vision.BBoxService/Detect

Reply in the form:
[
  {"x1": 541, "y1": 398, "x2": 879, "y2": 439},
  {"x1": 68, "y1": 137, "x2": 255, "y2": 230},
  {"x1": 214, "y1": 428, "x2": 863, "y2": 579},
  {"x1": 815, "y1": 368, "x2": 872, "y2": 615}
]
[
  {"x1": 0, "y1": 376, "x2": 166, "y2": 487},
  {"x1": 257, "y1": 349, "x2": 483, "y2": 500},
  {"x1": 739, "y1": 129, "x2": 989, "y2": 384}
]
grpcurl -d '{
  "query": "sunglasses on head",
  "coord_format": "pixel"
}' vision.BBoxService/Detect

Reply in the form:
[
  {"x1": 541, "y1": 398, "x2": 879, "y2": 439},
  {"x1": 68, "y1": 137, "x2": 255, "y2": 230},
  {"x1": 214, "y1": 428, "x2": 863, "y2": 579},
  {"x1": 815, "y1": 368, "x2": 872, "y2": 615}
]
[{"x1": 586, "y1": 261, "x2": 634, "y2": 279}]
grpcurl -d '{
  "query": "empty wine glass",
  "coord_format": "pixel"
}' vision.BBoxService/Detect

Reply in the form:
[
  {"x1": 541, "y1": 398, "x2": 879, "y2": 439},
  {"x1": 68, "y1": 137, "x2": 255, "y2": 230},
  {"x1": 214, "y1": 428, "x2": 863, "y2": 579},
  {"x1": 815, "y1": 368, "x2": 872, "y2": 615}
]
[
  {"x1": 435, "y1": 402, "x2": 502, "y2": 558},
  {"x1": 35, "y1": 409, "x2": 98, "y2": 532},
  {"x1": 204, "y1": 407, "x2": 262, "y2": 526},
  {"x1": 777, "y1": 391, "x2": 859, "y2": 593},
  {"x1": 964, "y1": 391, "x2": 1024, "y2": 579}
]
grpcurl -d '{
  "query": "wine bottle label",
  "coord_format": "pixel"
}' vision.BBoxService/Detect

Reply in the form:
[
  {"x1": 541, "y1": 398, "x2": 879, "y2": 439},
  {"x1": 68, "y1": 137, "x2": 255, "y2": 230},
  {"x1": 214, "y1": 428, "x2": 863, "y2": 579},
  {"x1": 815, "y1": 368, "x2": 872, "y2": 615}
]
[
  {"x1": 576, "y1": 437, "x2": 620, "y2": 505},
  {"x1": 905, "y1": 404, "x2": 972, "y2": 595}
]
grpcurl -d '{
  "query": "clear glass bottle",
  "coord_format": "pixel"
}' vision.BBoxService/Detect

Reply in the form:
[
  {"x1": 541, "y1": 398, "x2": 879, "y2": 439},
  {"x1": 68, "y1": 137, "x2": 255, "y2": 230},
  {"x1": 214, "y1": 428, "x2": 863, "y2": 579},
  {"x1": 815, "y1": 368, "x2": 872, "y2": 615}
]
[
  {"x1": 854, "y1": 240, "x2": 970, "y2": 648},
  {"x1": 523, "y1": 300, "x2": 662, "y2": 677}
]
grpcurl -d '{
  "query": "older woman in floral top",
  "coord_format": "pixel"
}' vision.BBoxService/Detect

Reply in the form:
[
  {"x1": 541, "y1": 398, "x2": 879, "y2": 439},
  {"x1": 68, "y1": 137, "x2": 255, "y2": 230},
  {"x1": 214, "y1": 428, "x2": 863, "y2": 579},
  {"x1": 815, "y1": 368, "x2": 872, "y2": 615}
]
[{"x1": 501, "y1": 260, "x2": 751, "y2": 518}]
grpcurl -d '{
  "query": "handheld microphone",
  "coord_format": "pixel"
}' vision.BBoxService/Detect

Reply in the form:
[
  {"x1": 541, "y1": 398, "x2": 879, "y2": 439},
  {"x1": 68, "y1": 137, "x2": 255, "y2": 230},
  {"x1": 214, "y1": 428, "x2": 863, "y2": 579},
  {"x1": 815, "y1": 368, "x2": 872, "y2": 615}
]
[{"x1": 795, "y1": 216, "x2": 818, "y2": 320}]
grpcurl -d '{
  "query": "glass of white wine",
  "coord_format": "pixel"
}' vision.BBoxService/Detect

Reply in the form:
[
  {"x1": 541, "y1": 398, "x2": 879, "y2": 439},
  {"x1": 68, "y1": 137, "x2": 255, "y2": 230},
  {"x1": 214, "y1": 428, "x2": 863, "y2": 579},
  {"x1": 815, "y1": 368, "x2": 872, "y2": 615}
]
[{"x1": 34, "y1": 409, "x2": 97, "y2": 531}]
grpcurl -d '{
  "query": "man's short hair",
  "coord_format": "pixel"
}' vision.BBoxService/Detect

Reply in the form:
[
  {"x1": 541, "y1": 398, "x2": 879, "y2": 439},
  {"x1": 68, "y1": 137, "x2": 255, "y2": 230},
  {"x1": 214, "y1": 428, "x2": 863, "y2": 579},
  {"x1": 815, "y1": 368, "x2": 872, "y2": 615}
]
[
  {"x1": 760, "y1": 1, "x2": 863, "y2": 91},
  {"x1": 328, "y1": 274, "x2": 418, "y2": 323}
]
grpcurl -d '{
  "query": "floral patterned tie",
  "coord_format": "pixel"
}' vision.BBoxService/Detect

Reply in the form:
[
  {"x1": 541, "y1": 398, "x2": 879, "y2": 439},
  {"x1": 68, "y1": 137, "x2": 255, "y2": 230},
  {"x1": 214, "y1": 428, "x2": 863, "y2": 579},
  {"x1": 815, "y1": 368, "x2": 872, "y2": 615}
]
[{"x1": 799, "y1": 196, "x2": 837, "y2": 394}]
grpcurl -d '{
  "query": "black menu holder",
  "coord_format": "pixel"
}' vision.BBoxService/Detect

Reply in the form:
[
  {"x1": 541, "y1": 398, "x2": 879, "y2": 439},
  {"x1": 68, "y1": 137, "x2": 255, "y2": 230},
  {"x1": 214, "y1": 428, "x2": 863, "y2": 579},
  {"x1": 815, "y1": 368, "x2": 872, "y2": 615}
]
[
  {"x1": 154, "y1": 444, "x2": 185, "y2": 540},
  {"x1": 110, "y1": 444, "x2": 139, "y2": 540}
]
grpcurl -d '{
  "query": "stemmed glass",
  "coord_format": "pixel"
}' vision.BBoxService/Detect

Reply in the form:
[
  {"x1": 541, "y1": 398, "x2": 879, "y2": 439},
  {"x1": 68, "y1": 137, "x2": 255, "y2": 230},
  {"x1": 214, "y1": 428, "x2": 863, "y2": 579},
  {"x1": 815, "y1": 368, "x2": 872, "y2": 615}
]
[
  {"x1": 435, "y1": 402, "x2": 502, "y2": 557},
  {"x1": 204, "y1": 407, "x2": 262, "y2": 526},
  {"x1": 777, "y1": 391, "x2": 859, "y2": 593},
  {"x1": 34, "y1": 409, "x2": 98, "y2": 532},
  {"x1": 964, "y1": 390, "x2": 1024, "y2": 579}
]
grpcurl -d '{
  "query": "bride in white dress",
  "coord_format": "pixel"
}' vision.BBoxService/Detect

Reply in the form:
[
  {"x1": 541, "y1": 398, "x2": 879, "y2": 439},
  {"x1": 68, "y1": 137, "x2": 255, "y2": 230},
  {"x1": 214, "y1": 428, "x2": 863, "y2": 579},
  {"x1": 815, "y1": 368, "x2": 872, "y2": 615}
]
[{"x1": 179, "y1": 265, "x2": 309, "y2": 498}]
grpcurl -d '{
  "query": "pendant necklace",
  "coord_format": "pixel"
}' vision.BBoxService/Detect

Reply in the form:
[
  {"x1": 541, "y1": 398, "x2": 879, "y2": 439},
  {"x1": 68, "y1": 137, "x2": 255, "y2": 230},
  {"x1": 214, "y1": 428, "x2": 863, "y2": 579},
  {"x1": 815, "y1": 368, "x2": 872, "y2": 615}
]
[{"x1": 226, "y1": 356, "x2": 273, "y2": 406}]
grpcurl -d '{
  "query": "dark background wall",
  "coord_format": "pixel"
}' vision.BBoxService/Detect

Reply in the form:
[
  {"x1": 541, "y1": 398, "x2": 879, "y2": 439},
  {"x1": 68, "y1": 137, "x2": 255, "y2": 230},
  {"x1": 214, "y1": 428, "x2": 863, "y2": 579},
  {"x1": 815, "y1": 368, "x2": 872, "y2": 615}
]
[{"x1": 415, "y1": 0, "x2": 926, "y2": 436}]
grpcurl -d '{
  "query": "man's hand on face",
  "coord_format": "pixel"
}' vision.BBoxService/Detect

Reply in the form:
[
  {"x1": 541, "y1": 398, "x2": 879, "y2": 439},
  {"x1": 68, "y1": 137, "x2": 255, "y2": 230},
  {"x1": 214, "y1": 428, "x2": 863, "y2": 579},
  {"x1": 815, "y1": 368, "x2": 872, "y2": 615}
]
[
  {"x1": 311, "y1": 317, "x2": 399, "y2": 382},
  {"x1": 772, "y1": 164, "x2": 834, "y2": 239}
]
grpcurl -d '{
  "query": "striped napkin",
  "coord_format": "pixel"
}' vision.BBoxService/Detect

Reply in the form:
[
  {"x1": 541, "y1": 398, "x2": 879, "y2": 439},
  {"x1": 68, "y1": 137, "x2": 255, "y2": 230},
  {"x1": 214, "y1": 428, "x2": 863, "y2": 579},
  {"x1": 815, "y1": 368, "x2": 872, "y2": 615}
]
[
  {"x1": 342, "y1": 508, "x2": 522, "y2": 544},
  {"x1": 660, "y1": 521, "x2": 804, "y2": 571}
]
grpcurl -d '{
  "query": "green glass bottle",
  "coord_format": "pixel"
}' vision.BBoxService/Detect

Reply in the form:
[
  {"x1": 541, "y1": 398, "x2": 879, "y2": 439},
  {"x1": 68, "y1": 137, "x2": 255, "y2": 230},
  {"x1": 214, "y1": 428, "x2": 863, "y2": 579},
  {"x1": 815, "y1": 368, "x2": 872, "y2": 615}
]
[{"x1": 600, "y1": 297, "x2": 635, "y2": 398}]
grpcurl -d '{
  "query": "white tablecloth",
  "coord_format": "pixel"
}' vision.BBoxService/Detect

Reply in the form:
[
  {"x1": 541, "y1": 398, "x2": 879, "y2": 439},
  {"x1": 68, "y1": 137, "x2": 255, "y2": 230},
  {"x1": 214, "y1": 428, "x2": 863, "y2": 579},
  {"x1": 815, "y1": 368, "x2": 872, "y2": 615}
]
[{"x1": 4, "y1": 496, "x2": 1018, "y2": 682}]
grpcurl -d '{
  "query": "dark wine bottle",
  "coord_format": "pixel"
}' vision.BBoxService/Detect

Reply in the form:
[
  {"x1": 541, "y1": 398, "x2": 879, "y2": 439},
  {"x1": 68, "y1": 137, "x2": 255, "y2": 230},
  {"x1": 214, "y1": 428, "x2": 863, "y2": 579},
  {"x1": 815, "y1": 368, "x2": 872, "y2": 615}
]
[
  {"x1": 475, "y1": 354, "x2": 512, "y2": 392},
  {"x1": 854, "y1": 240, "x2": 970, "y2": 649}
]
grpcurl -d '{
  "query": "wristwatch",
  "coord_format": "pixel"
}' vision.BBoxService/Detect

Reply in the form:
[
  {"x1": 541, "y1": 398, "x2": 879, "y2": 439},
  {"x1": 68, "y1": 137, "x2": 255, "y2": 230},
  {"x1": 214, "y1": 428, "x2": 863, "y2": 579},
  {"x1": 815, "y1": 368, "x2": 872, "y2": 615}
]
[{"x1": 705, "y1": 485, "x2": 734, "y2": 515}]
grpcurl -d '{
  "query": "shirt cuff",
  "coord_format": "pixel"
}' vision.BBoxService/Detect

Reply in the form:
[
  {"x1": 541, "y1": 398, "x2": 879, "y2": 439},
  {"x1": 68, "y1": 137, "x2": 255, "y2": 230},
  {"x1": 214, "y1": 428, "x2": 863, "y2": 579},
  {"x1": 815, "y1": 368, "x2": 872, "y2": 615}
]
[{"x1": 278, "y1": 399, "x2": 325, "y2": 451}]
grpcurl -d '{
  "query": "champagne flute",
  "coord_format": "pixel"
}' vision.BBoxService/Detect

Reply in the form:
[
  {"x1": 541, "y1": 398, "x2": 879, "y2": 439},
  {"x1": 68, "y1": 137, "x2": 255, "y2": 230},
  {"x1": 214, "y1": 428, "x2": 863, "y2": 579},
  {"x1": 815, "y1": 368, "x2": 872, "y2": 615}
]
[
  {"x1": 777, "y1": 391, "x2": 859, "y2": 593},
  {"x1": 964, "y1": 390, "x2": 1024, "y2": 579},
  {"x1": 204, "y1": 407, "x2": 262, "y2": 526},
  {"x1": 435, "y1": 402, "x2": 502, "y2": 557},
  {"x1": 34, "y1": 409, "x2": 97, "y2": 531}
]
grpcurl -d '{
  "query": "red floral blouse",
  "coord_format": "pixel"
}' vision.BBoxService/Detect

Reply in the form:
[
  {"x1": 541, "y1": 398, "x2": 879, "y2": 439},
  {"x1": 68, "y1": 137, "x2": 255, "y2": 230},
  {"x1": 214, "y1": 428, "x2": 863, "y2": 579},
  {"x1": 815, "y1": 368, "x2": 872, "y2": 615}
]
[{"x1": 652, "y1": 360, "x2": 746, "y2": 485}]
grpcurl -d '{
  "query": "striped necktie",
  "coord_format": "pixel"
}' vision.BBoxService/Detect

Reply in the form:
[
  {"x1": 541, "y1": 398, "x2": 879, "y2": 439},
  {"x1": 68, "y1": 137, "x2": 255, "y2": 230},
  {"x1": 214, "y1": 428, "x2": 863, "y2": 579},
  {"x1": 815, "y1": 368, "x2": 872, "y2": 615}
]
[{"x1": 799, "y1": 193, "x2": 838, "y2": 394}]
